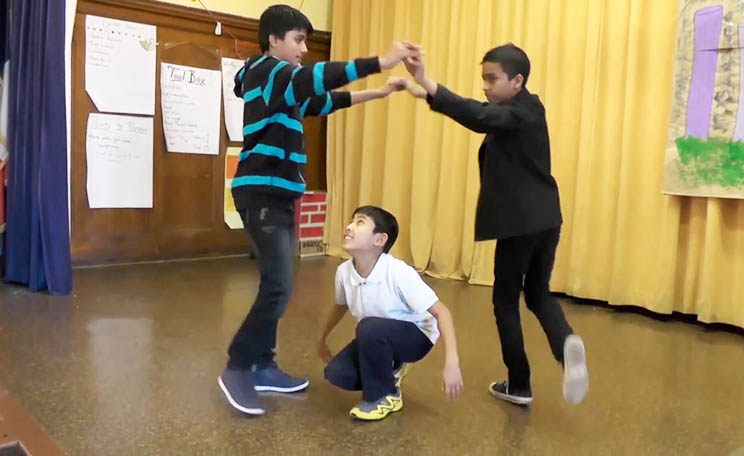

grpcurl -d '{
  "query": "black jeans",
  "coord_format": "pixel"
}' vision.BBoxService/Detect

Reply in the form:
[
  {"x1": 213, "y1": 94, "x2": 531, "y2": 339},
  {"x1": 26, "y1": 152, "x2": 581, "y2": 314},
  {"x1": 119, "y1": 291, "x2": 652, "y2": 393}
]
[
  {"x1": 492, "y1": 226, "x2": 573, "y2": 390},
  {"x1": 324, "y1": 317, "x2": 433, "y2": 401},
  {"x1": 227, "y1": 207, "x2": 295, "y2": 369}
]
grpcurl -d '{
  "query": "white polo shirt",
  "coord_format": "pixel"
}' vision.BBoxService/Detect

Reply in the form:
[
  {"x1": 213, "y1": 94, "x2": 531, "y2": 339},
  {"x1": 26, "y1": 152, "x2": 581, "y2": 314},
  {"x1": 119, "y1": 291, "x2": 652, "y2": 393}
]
[{"x1": 335, "y1": 253, "x2": 440, "y2": 344}]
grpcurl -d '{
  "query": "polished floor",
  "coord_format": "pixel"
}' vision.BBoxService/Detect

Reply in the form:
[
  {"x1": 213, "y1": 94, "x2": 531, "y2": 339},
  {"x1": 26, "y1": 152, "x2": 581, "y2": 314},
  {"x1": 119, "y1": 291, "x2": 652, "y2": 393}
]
[{"x1": 1, "y1": 256, "x2": 743, "y2": 455}]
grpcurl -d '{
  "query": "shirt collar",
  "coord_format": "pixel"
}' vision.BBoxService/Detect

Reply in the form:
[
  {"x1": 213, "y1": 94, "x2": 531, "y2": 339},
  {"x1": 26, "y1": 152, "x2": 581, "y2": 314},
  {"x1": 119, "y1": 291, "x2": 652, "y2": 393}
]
[{"x1": 349, "y1": 253, "x2": 389, "y2": 286}]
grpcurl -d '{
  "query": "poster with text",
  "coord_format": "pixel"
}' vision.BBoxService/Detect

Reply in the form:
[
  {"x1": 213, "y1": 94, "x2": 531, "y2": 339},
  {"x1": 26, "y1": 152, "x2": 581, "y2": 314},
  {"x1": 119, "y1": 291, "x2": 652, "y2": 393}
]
[
  {"x1": 160, "y1": 62, "x2": 221, "y2": 155},
  {"x1": 85, "y1": 15, "x2": 156, "y2": 115},
  {"x1": 86, "y1": 113, "x2": 153, "y2": 208}
]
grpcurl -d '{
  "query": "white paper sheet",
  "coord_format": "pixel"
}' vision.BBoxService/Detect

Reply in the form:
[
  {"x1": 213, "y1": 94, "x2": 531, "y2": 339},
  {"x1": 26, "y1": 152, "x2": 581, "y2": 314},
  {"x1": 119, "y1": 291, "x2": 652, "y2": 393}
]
[
  {"x1": 160, "y1": 63, "x2": 221, "y2": 155},
  {"x1": 86, "y1": 113, "x2": 153, "y2": 208},
  {"x1": 221, "y1": 58, "x2": 246, "y2": 143},
  {"x1": 85, "y1": 15, "x2": 156, "y2": 115}
]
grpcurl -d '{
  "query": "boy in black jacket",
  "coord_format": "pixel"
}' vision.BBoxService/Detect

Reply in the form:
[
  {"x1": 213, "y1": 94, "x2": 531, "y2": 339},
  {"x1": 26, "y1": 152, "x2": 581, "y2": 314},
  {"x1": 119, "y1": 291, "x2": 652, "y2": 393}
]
[
  {"x1": 404, "y1": 43, "x2": 588, "y2": 406},
  {"x1": 219, "y1": 4, "x2": 421, "y2": 416}
]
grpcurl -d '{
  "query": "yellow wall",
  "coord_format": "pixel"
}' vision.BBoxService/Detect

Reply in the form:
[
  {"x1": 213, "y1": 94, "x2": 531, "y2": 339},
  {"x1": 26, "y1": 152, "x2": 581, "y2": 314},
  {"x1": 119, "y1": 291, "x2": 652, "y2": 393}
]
[{"x1": 158, "y1": 0, "x2": 333, "y2": 31}]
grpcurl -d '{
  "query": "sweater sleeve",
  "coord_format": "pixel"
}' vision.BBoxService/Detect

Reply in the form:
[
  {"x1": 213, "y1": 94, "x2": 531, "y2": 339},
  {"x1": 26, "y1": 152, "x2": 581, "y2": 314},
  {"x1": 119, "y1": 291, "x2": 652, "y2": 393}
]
[
  {"x1": 265, "y1": 57, "x2": 380, "y2": 112},
  {"x1": 299, "y1": 91, "x2": 352, "y2": 118}
]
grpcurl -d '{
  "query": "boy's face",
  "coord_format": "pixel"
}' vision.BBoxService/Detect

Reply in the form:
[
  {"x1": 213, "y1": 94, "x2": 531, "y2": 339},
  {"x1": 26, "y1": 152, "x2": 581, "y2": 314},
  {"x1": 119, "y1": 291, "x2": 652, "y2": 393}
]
[
  {"x1": 343, "y1": 214, "x2": 387, "y2": 254},
  {"x1": 482, "y1": 61, "x2": 523, "y2": 104},
  {"x1": 268, "y1": 28, "x2": 309, "y2": 66}
]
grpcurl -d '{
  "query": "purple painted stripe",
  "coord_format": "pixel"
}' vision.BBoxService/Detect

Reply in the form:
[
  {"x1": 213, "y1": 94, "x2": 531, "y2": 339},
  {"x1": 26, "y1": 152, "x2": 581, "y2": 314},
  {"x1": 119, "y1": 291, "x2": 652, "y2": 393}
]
[
  {"x1": 734, "y1": 24, "x2": 744, "y2": 141},
  {"x1": 686, "y1": 5, "x2": 723, "y2": 139}
]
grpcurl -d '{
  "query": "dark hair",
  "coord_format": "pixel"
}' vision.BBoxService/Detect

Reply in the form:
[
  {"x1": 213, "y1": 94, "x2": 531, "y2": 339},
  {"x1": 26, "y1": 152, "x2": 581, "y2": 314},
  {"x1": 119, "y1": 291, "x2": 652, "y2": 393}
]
[
  {"x1": 353, "y1": 206, "x2": 399, "y2": 253},
  {"x1": 258, "y1": 5, "x2": 314, "y2": 52},
  {"x1": 481, "y1": 43, "x2": 530, "y2": 86}
]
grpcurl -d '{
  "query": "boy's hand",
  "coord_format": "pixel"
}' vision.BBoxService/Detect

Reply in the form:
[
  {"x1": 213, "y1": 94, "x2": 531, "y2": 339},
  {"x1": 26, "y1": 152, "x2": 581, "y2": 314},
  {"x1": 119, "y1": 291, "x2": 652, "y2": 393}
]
[
  {"x1": 380, "y1": 41, "x2": 423, "y2": 70},
  {"x1": 442, "y1": 361, "x2": 464, "y2": 399},
  {"x1": 380, "y1": 76, "x2": 408, "y2": 95},
  {"x1": 317, "y1": 340, "x2": 333, "y2": 364},
  {"x1": 405, "y1": 80, "x2": 428, "y2": 99},
  {"x1": 404, "y1": 56, "x2": 438, "y2": 97},
  {"x1": 403, "y1": 54, "x2": 426, "y2": 83}
]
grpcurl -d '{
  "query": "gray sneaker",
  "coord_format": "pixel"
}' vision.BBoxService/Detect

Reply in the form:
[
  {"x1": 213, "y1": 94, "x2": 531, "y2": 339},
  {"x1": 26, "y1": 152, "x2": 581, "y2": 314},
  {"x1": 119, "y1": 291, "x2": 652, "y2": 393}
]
[
  {"x1": 253, "y1": 365, "x2": 309, "y2": 393},
  {"x1": 563, "y1": 335, "x2": 589, "y2": 405},
  {"x1": 218, "y1": 368, "x2": 264, "y2": 415},
  {"x1": 349, "y1": 389, "x2": 403, "y2": 421}
]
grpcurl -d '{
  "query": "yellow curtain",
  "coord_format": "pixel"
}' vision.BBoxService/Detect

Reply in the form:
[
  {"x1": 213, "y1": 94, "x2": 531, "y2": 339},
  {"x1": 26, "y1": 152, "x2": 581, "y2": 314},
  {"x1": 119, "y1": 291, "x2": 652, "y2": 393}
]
[{"x1": 325, "y1": 0, "x2": 744, "y2": 328}]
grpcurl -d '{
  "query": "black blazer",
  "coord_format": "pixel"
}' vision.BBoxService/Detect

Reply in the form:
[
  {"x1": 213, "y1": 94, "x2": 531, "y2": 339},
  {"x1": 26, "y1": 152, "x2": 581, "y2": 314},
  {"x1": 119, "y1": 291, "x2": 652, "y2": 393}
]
[{"x1": 428, "y1": 85, "x2": 562, "y2": 240}]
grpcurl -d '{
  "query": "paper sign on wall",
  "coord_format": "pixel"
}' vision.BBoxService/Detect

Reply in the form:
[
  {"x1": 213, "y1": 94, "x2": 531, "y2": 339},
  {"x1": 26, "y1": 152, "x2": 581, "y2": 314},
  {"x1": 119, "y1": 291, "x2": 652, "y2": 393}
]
[
  {"x1": 85, "y1": 15, "x2": 156, "y2": 115},
  {"x1": 86, "y1": 113, "x2": 153, "y2": 208},
  {"x1": 160, "y1": 62, "x2": 221, "y2": 155}
]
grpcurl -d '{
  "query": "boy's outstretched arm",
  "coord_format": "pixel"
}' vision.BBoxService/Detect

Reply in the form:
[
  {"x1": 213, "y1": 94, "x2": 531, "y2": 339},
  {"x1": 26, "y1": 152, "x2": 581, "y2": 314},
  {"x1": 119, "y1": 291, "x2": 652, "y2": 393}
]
[
  {"x1": 318, "y1": 305, "x2": 347, "y2": 364},
  {"x1": 403, "y1": 57, "x2": 520, "y2": 134},
  {"x1": 299, "y1": 77, "x2": 408, "y2": 118},
  {"x1": 320, "y1": 267, "x2": 350, "y2": 364},
  {"x1": 428, "y1": 300, "x2": 464, "y2": 399},
  {"x1": 349, "y1": 76, "x2": 408, "y2": 105},
  {"x1": 251, "y1": 41, "x2": 422, "y2": 114},
  {"x1": 404, "y1": 79, "x2": 428, "y2": 99}
]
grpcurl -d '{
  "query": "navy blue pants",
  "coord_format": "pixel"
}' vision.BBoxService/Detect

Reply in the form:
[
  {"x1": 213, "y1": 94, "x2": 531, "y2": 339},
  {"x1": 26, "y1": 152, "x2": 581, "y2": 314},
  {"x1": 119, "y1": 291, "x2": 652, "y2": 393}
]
[{"x1": 324, "y1": 317, "x2": 433, "y2": 401}]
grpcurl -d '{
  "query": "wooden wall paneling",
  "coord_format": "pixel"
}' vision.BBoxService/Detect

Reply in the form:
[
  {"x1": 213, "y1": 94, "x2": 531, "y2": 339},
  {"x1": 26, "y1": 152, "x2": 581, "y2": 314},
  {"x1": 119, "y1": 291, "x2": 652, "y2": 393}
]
[{"x1": 71, "y1": 0, "x2": 331, "y2": 265}]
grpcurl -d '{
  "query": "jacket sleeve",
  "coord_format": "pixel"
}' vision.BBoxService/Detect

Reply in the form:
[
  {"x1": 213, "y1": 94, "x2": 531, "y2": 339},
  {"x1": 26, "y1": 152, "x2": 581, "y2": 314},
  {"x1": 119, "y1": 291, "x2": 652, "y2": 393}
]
[{"x1": 427, "y1": 84, "x2": 521, "y2": 133}]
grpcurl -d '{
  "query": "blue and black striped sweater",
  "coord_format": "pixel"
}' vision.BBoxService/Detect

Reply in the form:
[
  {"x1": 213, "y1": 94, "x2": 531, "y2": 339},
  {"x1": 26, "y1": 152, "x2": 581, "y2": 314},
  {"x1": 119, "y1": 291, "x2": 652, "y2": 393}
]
[{"x1": 231, "y1": 54, "x2": 380, "y2": 211}]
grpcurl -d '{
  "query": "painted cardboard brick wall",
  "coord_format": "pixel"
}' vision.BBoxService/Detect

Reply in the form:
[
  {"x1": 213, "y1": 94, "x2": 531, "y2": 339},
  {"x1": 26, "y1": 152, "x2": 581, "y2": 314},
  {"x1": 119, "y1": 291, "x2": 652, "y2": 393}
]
[{"x1": 296, "y1": 192, "x2": 327, "y2": 257}]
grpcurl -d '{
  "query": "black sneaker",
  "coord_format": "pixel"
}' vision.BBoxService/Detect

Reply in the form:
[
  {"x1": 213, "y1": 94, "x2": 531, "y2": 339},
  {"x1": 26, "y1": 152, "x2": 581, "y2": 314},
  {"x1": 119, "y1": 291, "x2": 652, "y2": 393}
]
[
  {"x1": 253, "y1": 365, "x2": 309, "y2": 393},
  {"x1": 488, "y1": 380, "x2": 533, "y2": 406},
  {"x1": 218, "y1": 368, "x2": 264, "y2": 415}
]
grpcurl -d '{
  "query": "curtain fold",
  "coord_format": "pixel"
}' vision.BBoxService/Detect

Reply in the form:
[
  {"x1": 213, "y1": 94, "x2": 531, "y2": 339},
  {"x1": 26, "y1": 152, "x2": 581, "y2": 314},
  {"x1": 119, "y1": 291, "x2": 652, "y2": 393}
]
[
  {"x1": 325, "y1": 0, "x2": 744, "y2": 328},
  {"x1": 4, "y1": 0, "x2": 72, "y2": 294}
]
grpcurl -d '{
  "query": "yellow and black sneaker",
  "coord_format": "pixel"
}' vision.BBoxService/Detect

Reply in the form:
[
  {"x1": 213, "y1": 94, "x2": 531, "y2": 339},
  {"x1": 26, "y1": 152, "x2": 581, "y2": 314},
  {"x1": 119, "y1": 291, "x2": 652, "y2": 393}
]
[
  {"x1": 393, "y1": 363, "x2": 410, "y2": 388},
  {"x1": 349, "y1": 389, "x2": 403, "y2": 421}
]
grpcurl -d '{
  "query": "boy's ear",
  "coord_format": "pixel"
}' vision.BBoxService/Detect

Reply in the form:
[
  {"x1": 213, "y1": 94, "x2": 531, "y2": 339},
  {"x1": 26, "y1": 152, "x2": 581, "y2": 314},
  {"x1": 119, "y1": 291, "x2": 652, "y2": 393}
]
[
  {"x1": 511, "y1": 74, "x2": 524, "y2": 89},
  {"x1": 374, "y1": 232, "x2": 389, "y2": 250},
  {"x1": 268, "y1": 33, "x2": 280, "y2": 48}
]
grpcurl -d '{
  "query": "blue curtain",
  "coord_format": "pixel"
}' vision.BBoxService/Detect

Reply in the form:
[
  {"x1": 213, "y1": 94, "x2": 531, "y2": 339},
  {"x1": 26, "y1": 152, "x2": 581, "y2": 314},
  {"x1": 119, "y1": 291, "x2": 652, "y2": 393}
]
[{"x1": 4, "y1": 0, "x2": 72, "y2": 294}]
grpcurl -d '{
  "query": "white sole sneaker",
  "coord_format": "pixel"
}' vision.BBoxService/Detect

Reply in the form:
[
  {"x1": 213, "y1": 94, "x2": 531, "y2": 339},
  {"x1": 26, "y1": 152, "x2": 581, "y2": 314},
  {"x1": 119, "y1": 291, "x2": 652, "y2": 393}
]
[
  {"x1": 218, "y1": 376, "x2": 265, "y2": 415},
  {"x1": 254, "y1": 380, "x2": 310, "y2": 393},
  {"x1": 563, "y1": 335, "x2": 589, "y2": 405},
  {"x1": 488, "y1": 382, "x2": 533, "y2": 405}
]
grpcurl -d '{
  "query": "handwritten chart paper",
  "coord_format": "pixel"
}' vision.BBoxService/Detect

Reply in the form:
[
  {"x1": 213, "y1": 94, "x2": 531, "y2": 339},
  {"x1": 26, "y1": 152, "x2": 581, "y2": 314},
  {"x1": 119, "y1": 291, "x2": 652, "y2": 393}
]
[
  {"x1": 86, "y1": 113, "x2": 153, "y2": 208},
  {"x1": 221, "y1": 58, "x2": 246, "y2": 142},
  {"x1": 85, "y1": 15, "x2": 156, "y2": 115},
  {"x1": 160, "y1": 63, "x2": 221, "y2": 155}
]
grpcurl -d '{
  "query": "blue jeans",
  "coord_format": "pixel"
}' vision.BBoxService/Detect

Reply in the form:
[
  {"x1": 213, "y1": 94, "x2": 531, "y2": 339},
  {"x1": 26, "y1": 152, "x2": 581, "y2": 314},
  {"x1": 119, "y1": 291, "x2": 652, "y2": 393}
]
[{"x1": 228, "y1": 207, "x2": 295, "y2": 369}]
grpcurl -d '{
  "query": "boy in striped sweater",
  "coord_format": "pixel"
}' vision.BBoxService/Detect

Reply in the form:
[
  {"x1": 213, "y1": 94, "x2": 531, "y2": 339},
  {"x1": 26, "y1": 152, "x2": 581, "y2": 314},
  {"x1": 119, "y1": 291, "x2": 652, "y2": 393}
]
[{"x1": 218, "y1": 4, "x2": 422, "y2": 416}]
